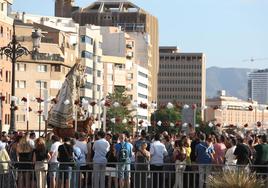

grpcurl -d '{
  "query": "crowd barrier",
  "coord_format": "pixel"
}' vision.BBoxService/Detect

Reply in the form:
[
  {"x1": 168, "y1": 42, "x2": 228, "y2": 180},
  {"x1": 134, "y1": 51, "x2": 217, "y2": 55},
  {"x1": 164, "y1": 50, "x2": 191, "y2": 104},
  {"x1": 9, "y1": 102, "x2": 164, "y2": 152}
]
[{"x1": 0, "y1": 162, "x2": 267, "y2": 188}]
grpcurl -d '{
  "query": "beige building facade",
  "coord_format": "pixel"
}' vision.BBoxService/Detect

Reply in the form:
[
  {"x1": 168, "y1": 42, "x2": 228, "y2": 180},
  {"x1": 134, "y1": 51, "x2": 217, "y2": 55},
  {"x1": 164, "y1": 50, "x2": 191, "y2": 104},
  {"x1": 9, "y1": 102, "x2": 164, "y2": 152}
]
[
  {"x1": 0, "y1": 0, "x2": 13, "y2": 132},
  {"x1": 13, "y1": 18, "x2": 77, "y2": 132},
  {"x1": 158, "y1": 46, "x2": 206, "y2": 109},
  {"x1": 205, "y1": 92, "x2": 268, "y2": 128},
  {"x1": 101, "y1": 26, "x2": 150, "y2": 128}
]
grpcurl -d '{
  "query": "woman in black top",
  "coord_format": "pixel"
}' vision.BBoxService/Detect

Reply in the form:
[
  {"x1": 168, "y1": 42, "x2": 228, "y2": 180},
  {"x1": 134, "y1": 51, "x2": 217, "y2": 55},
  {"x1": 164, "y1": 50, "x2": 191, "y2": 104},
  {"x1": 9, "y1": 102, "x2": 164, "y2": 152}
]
[
  {"x1": 33, "y1": 137, "x2": 50, "y2": 188},
  {"x1": 58, "y1": 137, "x2": 74, "y2": 188}
]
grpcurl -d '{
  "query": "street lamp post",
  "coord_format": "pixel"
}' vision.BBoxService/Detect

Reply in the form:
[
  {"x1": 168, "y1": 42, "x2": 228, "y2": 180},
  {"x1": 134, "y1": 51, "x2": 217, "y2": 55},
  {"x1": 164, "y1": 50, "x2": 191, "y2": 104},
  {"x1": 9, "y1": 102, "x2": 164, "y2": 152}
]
[{"x1": 0, "y1": 23, "x2": 41, "y2": 133}]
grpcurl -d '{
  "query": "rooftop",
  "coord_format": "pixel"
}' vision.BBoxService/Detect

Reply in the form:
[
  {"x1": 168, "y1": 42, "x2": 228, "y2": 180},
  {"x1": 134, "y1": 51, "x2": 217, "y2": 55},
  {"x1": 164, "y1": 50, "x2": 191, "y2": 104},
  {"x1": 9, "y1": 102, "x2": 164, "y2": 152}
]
[
  {"x1": 82, "y1": 0, "x2": 145, "y2": 13},
  {"x1": 159, "y1": 46, "x2": 179, "y2": 53},
  {"x1": 254, "y1": 69, "x2": 268, "y2": 73}
]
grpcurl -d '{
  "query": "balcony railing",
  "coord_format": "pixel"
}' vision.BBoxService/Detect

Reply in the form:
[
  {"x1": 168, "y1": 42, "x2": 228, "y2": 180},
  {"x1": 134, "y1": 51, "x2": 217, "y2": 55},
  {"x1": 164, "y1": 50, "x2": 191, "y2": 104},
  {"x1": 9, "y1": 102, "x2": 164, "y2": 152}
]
[{"x1": 32, "y1": 53, "x2": 64, "y2": 62}]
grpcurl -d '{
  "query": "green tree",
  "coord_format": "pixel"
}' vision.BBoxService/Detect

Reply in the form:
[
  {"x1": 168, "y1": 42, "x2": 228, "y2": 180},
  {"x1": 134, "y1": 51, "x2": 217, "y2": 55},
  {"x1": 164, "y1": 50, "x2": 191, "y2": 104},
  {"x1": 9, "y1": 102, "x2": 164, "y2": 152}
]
[
  {"x1": 150, "y1": 102, "x2": 182, "y2": 134},
  {"x1": 106, "y1": 87, "x2": 134, "y2": 134}
]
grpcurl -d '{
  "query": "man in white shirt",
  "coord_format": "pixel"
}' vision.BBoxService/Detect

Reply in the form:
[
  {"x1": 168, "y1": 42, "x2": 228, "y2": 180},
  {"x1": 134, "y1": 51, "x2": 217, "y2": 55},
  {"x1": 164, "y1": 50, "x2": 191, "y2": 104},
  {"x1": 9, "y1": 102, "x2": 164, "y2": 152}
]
[
  {"x1": 225, "y1": 137, "x2": 237, "y2": 171},
  {"x1": 48, "y1": 135, "x2": 62, "y2": 188},
  {"x1": 150, "y1": 133, "x2": 168, "y2": 187},
  {"x1": 93, "y1": 130, "x2": 110, "y2": 188}
]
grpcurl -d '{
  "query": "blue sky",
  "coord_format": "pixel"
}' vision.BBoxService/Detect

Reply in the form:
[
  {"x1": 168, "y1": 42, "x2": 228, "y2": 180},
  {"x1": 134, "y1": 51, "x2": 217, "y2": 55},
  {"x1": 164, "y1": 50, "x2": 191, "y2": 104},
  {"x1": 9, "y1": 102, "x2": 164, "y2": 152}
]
[{"x1": 12, "y1": 0, "x2": 268, "y2": 69}]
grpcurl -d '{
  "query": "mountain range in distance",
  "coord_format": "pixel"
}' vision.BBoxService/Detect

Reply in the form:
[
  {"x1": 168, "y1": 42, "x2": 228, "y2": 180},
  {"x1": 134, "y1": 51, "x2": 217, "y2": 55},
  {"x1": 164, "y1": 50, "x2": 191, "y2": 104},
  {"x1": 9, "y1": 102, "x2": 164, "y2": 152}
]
[{"x1": 206, "y1": 66, "x2": 255, "y2": 100}]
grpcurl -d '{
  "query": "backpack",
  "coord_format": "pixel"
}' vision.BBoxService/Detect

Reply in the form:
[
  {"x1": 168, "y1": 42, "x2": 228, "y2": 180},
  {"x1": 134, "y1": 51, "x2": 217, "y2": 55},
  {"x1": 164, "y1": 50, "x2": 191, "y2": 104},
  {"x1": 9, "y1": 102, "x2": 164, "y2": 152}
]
[{"x1": 118, "y1": 142, "x2": 128, "y2": 162}]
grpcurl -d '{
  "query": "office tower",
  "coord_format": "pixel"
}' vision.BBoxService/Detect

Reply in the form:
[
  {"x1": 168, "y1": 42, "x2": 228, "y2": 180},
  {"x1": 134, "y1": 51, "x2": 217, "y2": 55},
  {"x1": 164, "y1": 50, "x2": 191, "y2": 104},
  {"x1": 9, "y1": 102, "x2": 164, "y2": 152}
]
[
  {"x1": 158, "y1": 46, "x2": 206, "y2": 108},
  {"x1": 248, "y1": 69, "x2": 268, "y2": 104}
]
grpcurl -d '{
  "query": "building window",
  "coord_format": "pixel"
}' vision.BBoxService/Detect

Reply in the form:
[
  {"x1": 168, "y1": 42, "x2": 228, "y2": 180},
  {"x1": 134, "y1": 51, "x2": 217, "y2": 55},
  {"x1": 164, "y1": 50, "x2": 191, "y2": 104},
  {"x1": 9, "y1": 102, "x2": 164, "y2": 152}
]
[
  {"x1": 53, "y1": 65, "x2": 61, "y2": 72},
  {"x1": 36, "y1": 81, "x2": 47, "y2": 89},
  {"x1": 16, "y1": 114, "x2": 26, "y2": 122},
  {"x1": 81, "y1": 51, "x2": 93, "y2": 59},
  {"x1": 5, "y1": 71, "x2": 8, "y2": 82},
  {"x1": 16, "y1": 63, "x2": 26, "y2": 71},
  {"x1": 97, "y1": 70, "x2": 101, "y2": 77},
  {"x1": 138, "y1": 93, "x2": 148, "y2": 99},
  {"x1": 138, "y1": 71, "x2": 148, "y2": 78},
  {"x1": 138, "y1": 82, "x2": 148, "y2": 89},
  {"x1": 108, "y1": 75, "x2": 113, "y2": 81},
  {"x1": 98, "y1": 42, "x2": 102, "y2": 49},
  {"x1": 115, "y1": 64, "x2": 125, "y2": 69},
  {"x1": 85, "y1": 82, "x2": 92, "y2": 89},
  {"x1": 5, "y1": 114, "x2": 8, "y2": 124},
  {"x1": 85, "y1": 67, "x2": 93, "y2": 75},
  {"x1": 97, "y1": 56, "x2": 101, "y2": 63},
  {"x1": 9, "y1": 29, "x2": 11, "y2": 40},
  {"x1": 127, "y1": 73, "x2": 133, "y2": 80},
  {"x1": 97, "y1": 85, "x2": 101, "y2": 91},
  {"x1": 15, "y1": 80, "x2": 26, "y2": 88},
  {"x1": 81, "y1": 35, "x2": 93, "y2": 45},
  {"x1": 37, "y1": 65, "x2": 48, "y2": 72},
  {"x1": 0, "y1": 26, "x2": 3, "y2": 37}
]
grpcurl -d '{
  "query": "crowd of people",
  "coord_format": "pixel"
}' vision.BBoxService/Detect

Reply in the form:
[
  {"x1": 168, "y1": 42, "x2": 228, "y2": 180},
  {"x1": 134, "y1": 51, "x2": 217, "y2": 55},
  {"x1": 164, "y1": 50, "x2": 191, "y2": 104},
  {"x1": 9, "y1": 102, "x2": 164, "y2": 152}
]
[{"x1": 0, "y1": 128, "x2": 267, "y2": 188}]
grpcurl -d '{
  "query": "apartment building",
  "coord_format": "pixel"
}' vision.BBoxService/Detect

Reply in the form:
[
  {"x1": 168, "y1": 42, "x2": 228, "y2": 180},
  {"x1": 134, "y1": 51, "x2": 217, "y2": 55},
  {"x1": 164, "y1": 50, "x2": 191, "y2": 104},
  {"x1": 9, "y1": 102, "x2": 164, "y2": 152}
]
[
  {"x1": 13, "y1": 18, "x2": 77, "y2": 131},
  {"x1": 0, "y1": 0, "x2": 13, "y2": 132},
  {"x1": 55, "y1": 0, "x2": 159, "y2": 103},
  {"x1": 158, "y1": 46, "x2": 206, "y2": 108},
  {"x1": 101, "y1": 26, "x2": 150, "y2": 127},
  {"x1": 79, "y1": 24, "x2": 103, "y2": 118}
]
